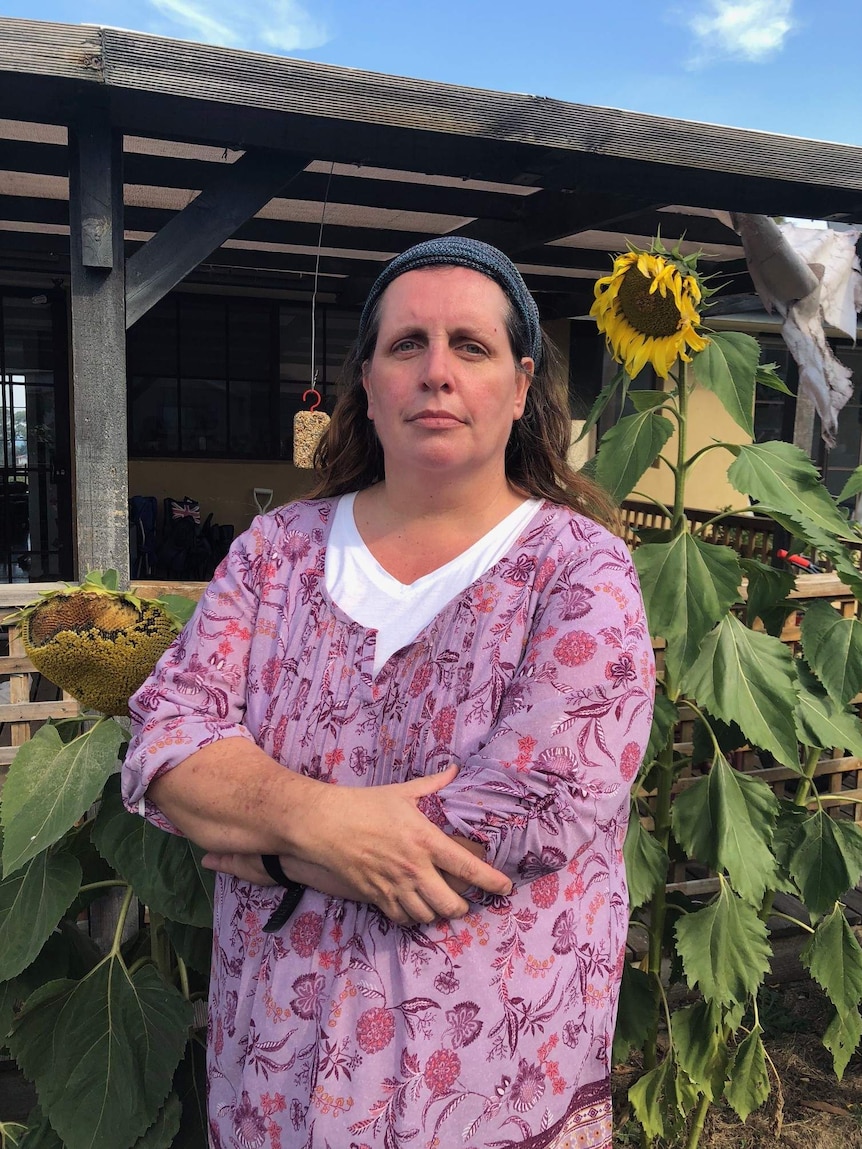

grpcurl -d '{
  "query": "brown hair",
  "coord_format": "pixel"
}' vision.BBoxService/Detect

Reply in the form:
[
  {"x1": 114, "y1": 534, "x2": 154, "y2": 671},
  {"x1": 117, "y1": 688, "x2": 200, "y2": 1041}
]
[{"x1": 307, "y1": 290, "x2": 618, "y2": 531}]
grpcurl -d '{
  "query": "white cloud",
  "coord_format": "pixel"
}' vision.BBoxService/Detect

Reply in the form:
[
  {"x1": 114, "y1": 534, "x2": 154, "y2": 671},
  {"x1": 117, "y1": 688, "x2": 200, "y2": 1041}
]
[
  {"x1": 686, "y1": 0, "x2": 795, "y2": 65},
  {"x1": 147, "y1": 0, "x2": 328, "y2": 53}
]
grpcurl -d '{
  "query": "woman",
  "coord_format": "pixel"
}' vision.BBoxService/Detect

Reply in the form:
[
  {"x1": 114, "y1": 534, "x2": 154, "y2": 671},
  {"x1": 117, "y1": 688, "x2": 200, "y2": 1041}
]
[{"x1": 123, "y1": 237, "x2": 655, "y2": 1149}]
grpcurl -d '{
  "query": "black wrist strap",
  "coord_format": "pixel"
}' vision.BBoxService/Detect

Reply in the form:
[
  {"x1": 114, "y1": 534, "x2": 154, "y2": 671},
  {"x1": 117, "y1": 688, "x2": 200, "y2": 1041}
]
[{"x1": 260, "y1": 854, "x2": 305, "y2": 933}]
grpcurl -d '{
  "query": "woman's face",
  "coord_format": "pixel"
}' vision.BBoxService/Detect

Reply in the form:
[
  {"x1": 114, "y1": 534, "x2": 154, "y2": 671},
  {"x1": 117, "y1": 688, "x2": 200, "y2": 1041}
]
[{"x1": 361, "y1": 266, "x2": 532, "y2": 484}]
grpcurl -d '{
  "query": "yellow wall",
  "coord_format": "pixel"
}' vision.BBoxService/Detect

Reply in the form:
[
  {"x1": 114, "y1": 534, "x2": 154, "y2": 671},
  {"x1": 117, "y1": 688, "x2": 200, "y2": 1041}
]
[
  {"x1": 129, "y1": 459, "x2": 318, "y2": 534},
  {"x1": 632, "y1": 384, "x2": 752, "y2": 513}
]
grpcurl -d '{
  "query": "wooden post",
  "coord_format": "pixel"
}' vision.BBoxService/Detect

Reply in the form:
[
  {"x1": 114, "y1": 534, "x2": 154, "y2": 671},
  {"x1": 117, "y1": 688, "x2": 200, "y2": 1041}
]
[
  {"x1": 68, "y1": 106, "x2": 129, "y2": 583},
  {"x1": 68, "y1": 106, "x2": 135, "y2": 954}
]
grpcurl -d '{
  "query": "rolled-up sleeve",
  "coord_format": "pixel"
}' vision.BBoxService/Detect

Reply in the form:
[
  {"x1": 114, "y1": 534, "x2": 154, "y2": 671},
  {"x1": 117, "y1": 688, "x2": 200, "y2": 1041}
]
[
  {"x1": 419, "y1": 536, "x2": 655, "y2": 888},
  {"x1": 121, "y1": 518, "x2": 271, "y2": 833}
]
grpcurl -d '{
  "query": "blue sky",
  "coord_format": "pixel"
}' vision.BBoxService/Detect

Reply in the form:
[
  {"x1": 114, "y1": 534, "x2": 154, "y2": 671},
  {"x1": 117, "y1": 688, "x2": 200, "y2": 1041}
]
[{"x1": 8, "y1": 0, "x2": 862, "y2": 146}]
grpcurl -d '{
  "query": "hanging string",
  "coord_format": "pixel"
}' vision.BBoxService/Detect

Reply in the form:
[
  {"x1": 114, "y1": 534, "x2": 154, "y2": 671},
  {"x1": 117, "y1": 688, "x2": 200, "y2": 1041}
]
[{"x1": 294, "y1": 161, "x2": 335, "y2": 468}]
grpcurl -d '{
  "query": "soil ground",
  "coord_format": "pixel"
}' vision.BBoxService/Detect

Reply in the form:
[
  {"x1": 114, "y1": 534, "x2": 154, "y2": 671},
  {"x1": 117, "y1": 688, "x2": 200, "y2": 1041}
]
[{"x1": 612, "y1": 980, "x2": 862, "y2": 1148}]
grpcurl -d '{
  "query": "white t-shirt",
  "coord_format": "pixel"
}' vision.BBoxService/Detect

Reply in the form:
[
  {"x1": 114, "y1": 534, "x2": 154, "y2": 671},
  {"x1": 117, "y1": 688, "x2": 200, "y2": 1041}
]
[{"x1": 325, "y1": 492, "x2": 542, "y2": 674}]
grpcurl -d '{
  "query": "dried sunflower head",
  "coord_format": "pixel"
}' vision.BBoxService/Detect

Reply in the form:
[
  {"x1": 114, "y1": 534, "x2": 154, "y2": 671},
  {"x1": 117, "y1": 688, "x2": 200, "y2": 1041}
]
[{"x1": 16, "y1": 571, "x2": 187, "y2": 716}]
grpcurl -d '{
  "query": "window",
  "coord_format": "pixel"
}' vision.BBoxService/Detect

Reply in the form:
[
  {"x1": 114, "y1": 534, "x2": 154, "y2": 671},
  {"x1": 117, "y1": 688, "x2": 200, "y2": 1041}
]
[{"x1": 127, "y1": 295, "x2": 359, "y2": 460}]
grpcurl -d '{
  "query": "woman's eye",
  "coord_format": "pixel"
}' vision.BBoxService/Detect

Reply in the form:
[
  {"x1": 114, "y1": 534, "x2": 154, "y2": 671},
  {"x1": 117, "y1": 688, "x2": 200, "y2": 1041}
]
[
  {"x1": 460, "y1": 342, "x2": 487, "y2": 356},
  {"x1": 392, "y1": 339, "x2": 419, "y2": 353}
]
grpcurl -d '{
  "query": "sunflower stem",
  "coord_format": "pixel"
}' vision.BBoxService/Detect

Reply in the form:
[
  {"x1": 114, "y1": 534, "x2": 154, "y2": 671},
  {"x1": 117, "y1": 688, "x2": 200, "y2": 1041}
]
[{"x1": 671, "y1": 360, "x2": 689, "y2": 535}]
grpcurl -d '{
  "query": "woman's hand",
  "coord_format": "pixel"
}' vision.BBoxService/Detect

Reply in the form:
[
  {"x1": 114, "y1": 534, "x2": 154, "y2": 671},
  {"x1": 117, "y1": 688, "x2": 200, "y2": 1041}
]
[{"x1": 288, "y1": 763, "x2": 511, "y2": 925}]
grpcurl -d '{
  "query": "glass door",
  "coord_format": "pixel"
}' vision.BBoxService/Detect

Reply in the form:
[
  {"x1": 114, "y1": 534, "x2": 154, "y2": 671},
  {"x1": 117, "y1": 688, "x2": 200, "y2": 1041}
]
[{"x1": 0, "y1": 291, "x2": 73, "y2": 582}]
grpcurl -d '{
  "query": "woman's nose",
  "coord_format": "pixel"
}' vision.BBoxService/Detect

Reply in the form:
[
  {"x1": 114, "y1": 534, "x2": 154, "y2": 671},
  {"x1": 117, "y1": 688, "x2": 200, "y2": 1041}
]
[{"x1": 422, "y1": 342, "x2": 454, "y2": 390}]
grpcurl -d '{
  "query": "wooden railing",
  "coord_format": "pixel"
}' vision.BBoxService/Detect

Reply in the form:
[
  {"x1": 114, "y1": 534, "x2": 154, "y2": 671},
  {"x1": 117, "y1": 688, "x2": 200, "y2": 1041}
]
[{"x1": 621, "y1": 499, "x2": 862, "y2": 571}]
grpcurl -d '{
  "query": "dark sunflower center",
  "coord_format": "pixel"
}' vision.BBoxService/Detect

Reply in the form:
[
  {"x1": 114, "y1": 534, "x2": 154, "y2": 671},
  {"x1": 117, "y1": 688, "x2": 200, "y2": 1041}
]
[{"x1": 617, "y1": 268, "x2": 683, "y2": 337}]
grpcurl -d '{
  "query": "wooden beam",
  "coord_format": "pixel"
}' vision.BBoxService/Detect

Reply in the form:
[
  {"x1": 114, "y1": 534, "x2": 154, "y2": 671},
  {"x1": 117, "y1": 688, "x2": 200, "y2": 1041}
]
[
  {"x1": 124, "y1": 148, "x2": 311, "y2": 328},
  {"x1": 453, "y1": 188, "x2": 657, "y2": 253},
  {"x1": 68, "y1": 105, "x2": 128, "y2": 581}
]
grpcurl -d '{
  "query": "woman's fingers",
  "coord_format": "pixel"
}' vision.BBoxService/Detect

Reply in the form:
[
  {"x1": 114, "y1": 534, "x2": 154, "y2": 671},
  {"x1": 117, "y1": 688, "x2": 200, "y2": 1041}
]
[{"x1": 201, "y1": 852, "x2": 274, "y2": 884}]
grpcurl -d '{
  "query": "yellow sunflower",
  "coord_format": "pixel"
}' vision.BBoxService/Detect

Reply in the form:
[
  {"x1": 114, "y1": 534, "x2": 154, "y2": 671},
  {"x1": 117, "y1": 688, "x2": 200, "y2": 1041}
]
[{"x1": 590, "y1": 250, "x2": 710, "y2": 379}]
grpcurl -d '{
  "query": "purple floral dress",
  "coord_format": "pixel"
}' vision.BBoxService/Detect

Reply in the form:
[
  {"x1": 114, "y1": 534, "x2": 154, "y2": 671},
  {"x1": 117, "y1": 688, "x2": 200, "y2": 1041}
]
[{"x1": 123, "y1": 498, "x2": 654, "y2": 1149}]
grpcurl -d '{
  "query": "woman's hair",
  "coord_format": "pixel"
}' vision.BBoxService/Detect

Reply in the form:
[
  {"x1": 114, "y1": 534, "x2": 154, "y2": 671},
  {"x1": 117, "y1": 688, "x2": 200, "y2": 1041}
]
[{"x1": 307, "y1": 284, "x2": 618, "y2": 531}]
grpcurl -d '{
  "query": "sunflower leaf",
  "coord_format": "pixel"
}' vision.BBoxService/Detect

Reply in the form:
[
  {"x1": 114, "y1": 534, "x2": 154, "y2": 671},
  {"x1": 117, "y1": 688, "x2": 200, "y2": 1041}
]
[
  {"x1": 838, "y1": 467, "x2": 862, "y2": 503},
  {"x1": 628, "y1": 1060, "x2": 680, "y2": 1142},
  {"x1": 7, "y1": 961, "x2": 192, "y2": 1149},
  {"x1": 823, "y1": 1006, "x2": 862, "y2": 1080},
  {"x1": 794, "y1": 661, "x2": 862, "y2": 756},
  {"x1": 691, "y1": 331, "x2": 758, "y2": 436},
  {"x1": 725, "y1": 1027, "x2": 770, "y2": 1120},
  {"x1": 628, "y1": 390, "x2": 669, "y2": 413},
  {"x1": 594, "y1": 409, "x2": 675, "y2": 502},
  {"x1": 727, "y1": 441, "x2": 857, "y2": 544},
  {"x1": 788, "y1": 811, "x2": 862, "y2": 916},
  {"x1": 624, "y1": 806, "x2": 669, "y2": 909},
  {"x1": 0, "y1": 849, "x2": 81, "y2": 981},
  {"x1": 93, "y1": 775, "x2": 214, "y2": 928},
  {"x1": 574, "y1": 366, "x2": 628, "y2": 442},
  {"x1": 800, "y1": 600, "x2": 862, "y2": 706},
  {"x1": 671, "y1": 757, "x2": 780, "y2": 906},
  {"x1": 671, "y1": 999, "x2": 727, "y2": 1100},
  {"x1": 754, "y1": 361, "x2": 793, "y2": 395},
  {"x1": 1, "y1": 720, "x2": 126, "y2": 877},
  {"x1": 739, "y1": 558, "x2": 796, "y2": 636},
  {"x1": 684, "y1": 614, "x2": 800, "y2": 769},
  {"x1": 645, "y1": 690, "x2": 678, "y2": 766},
  {"x1": 635, "y1": 535, "x2": 741, "y2": 685},
  {"x1": 612, "y1": 962, "x2": 655, "y2": 1065},
  {"x1": 675, "y1": 881, "x2": 772, "y2": 1006},
  {"x1": 800, "y1": 903, "x2": 862, "y2": 1019}
]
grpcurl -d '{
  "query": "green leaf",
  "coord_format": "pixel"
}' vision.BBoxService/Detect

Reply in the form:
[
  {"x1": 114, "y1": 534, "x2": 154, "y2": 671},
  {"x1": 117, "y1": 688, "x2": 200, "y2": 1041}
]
[
  {"x1": 173, "y1": 1036, "x2": 209, "y2": 1148},
  {"x1": 164, "y1": 920, "x2": 213, "y2": 979},
  {"x1": 645, "y1": 690, "x2": 677, "y2": 767},
  {"x1": 8, "y1": 960, "x2": 193, "y2": 1149},
  {"x1": 594, "y1": 409, "x2": 675, "y2": 501},
  {"x1": 672, "y1": 999, "x2": 728, "y2": 1100},
  {"x1": 725, "y1": 1027, "x2": 770, "y2": 1121},
  {"x1": 755, "y1": 361, "x2": 793, "y2": 396},
  {"x1": 727, "y1": 441, "x2": 857, "y2": 545},
  {"x1": 612, "y1": 962, "x2": 655, "y2": 1066},
  {"x1": 794, "y1": 662, "x2": 862, "y2": 756},
  {"x1": 789, "y1": 811, "x2": 862, "y2": 916},
  {"x1": 624, "y1": 807, "x2": 669, "y2": 910},
  {"x1": 574, "y1": 366, "x2": 628, "y2": 442},
  {"x1": 157, "y1": 595, "x2": 197, "y2": 628},
  {"x1": 133, "y1": 1094, "x2": 181, "y2": 1149},
  {"x1": 685, "y1": 613, "x2": 800, "y2": 769},
  {"x1": 740, "y1": 558, "x2": 796, "y2": 637},
  {"x1": 82, "y1": 570, "x2": 120, "y2": 593},
  {"x1": 671, "y1": 757, "x2": 780, "y2": 905},
  {"x1": 18, "y1": 1105, "x2": 63, "y2": 1148},
  {"x1": 675, "y1": 880, "x2": 771, "y2": 1006},
  {"x1": 0, "y1": 850, "x2": 81, "y2": 980},
  {"x1": 838, "y1": 466, "x2": 862, "y2": 504},
  {"x1": 800, "y1": 903, "x2": 862, "y2": 1018},
  {"x1": 628, "y1": 1060, "x2": 677, "y2": 1142},
  {"x1": 93, "y1": 776, "x2": 214, "y2": 928},
  {"x1": 628, "y1": 390, "x2": 669, "y2": 413},
  {"x1": 801, "y1": 600, "x2": 862, "y2": 706},
  {"x1": 691, "y1": 713, "x2": 747, "y2": 764},
  {"x1": 1, "y1": 721, "x2": 126, "y2": 877},
  {"x1": 635, "y1": 535, "x2": 741, "y2": 684},
  {"x1": 692, "y1": 330, "x2": 758, "y2": 436},
  {"x1": 822, "y1": 1004, "x2": 862, "y2": 1080}
]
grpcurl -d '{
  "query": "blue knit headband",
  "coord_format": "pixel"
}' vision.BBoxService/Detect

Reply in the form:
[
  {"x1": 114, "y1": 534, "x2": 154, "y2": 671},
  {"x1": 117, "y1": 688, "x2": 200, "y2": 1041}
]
[{"x1": 358, "y1": 237, "x2": 542, "y2": 367}]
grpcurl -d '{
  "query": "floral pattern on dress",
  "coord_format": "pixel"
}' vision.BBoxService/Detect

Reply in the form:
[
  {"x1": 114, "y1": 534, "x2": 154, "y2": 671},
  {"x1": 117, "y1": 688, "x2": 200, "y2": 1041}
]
[{"x1": 123, "y1": 498, "x2": 654, "y2": 1148}]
